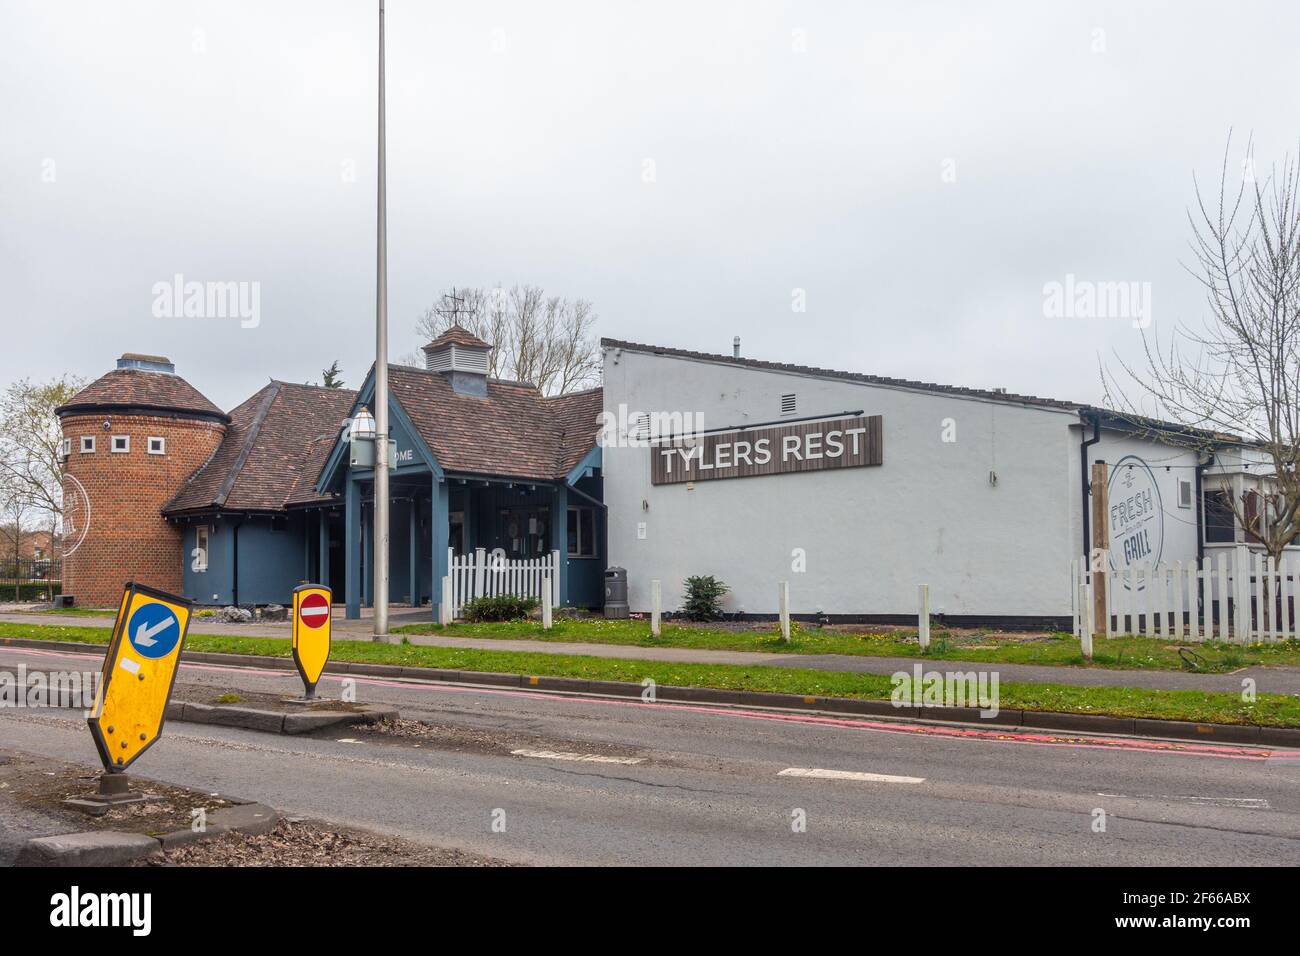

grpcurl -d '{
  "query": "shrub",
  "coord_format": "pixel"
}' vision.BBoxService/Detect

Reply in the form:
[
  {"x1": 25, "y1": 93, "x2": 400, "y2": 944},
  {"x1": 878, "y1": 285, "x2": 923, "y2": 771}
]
[
  {"x1": 681, "y1": 575, "x2": 729, "y2": 621},
  {"x1": 461, "y1": 594, "x2": 538, "y2": 622}
]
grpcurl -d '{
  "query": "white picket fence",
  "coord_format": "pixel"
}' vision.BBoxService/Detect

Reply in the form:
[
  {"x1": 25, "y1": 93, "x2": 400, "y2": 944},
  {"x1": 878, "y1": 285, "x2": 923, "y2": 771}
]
[
  {"x1": 1073, "y1": 546, "x2": 1299, "y2": 644},
  {"x1": 445, "y1": 547, "x2": 561, "y2": 620}
]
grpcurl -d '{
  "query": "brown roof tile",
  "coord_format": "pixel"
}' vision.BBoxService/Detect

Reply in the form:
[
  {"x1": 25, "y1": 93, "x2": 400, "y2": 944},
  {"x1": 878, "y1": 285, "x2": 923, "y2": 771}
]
[
  {"x1": 421, "y1": 325, "x2": 492, "y2": 352},
  {"x1": 164, "y1": 382, "x2": 355, "y2": 514},
  {"x1": 390, "y1": 366, "x2": 602, "y2": 481},
  {"x1": 57, "y1": 368, "x2": 227, "y2": 421}
]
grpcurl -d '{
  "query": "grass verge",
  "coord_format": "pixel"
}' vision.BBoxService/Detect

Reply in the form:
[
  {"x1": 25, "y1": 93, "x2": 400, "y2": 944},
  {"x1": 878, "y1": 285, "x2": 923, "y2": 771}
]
[
  {"x1": 4, "y1": 621, "x2": 1298, "y2": 729},
  {"x1": 390, "y1": 617, "x2": 1300, "y2": 673}
]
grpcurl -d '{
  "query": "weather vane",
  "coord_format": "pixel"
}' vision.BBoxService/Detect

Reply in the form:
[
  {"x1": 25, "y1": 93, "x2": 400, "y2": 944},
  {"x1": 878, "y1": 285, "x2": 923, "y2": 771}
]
[{"x1": 435, "y1": 287, "x2": 472, "y2": 326}]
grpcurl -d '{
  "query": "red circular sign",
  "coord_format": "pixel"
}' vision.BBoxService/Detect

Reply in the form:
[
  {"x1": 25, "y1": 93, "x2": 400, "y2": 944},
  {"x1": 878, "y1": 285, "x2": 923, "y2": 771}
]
[{"x1": 299, "y1": 592, "x2": 330, "y2": 629}]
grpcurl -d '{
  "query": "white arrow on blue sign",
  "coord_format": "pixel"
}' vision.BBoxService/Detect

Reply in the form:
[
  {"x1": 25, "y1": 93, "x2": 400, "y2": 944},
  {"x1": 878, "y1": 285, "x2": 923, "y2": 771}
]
[{"x1": 126, "y1": 602, "x2": 181, "y2": 659}]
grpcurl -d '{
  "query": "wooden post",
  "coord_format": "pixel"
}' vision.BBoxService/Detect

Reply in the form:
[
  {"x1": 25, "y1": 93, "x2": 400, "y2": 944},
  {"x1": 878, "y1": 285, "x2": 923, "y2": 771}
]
[
  {"x1": 917, "y1": 583, "x2": 930, "y2": 651},
  {"x1": 778, "y1": 581, "x2": 791, "y2": 642},
  {"x1": 541, "y1": 571, "x2": 553, "y2": 630},
  {"x1": 1090, "y1": 460, "x2": 1109, "y2": 637},
  {"x1": 1080, "y1": 577, "x2": 1094, "y2": 660},
  {"x1": 650, "y1": 579, "x2": 661, "y2": 637},
  {"x1": 439, "y1": 575, "x2": 451, "y2": 626}
]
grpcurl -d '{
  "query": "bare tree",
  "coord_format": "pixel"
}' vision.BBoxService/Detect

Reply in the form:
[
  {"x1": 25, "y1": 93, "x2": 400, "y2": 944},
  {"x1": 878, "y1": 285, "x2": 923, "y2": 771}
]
[
  {"x1": 1102, "y1": 134, "x2": 1300, "y2": 564},
  {"x1": 0, "y1": 375, "x2": 83, "y2": 529},
  {"x1": 406, "y1": 285, "x2": 601, "y2": 395}
]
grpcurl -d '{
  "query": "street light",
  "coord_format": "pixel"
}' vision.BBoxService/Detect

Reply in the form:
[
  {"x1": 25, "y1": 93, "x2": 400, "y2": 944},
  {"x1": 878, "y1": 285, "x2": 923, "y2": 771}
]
[{"x1": 372, "y1": 0, "x2": 391, "y2": 641}]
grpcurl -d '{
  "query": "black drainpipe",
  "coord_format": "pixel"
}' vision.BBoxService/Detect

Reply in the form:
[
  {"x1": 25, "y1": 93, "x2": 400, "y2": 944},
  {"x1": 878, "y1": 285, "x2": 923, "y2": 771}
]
[
  {"x1": 1080, "y1": 411, "x2": 1102, "y2": 558},
  {"x1": 231, "y1": 521, "x2": 241, "y2": 608},
  {"x1": 1196, "y1": 452, "x2": 1213, "y2": 566}
]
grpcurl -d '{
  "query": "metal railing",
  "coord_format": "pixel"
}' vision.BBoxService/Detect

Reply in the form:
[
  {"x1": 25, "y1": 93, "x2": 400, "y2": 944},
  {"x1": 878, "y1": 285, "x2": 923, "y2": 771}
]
[{"x1": 0, "y1": 558, "x2": 63, "y2": 601}]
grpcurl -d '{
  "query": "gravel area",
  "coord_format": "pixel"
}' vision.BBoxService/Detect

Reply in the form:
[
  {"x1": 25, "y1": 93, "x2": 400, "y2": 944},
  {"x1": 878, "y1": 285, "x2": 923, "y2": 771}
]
[{"x1": 135, "y1": 818, "x2": 514, "y2": 866}]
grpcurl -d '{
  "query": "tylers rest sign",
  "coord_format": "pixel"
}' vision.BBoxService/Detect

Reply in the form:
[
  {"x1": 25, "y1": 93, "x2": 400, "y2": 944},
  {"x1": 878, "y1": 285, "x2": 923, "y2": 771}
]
[{"x1": 650, "y1": 415, "x2": 882, "y2": 485}]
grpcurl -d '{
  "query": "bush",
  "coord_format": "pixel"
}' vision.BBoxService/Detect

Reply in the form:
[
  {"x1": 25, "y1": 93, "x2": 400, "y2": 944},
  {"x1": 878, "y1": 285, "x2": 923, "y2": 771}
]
[
  {"x1": 681, "y1": 575, "x2": 729, "y2": 621},
  {"x1": 461, "y1": 594, "x2": 538, "y2": 622},
  {"x1": 4, "y1": 583, "x2": 62, "y2": 602}
]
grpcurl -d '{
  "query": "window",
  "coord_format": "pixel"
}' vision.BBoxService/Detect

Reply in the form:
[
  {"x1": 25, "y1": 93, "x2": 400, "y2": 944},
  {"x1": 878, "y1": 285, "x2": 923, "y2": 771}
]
[
  {"x1": 80, "y1": 436, "x2": 95, "y2": 453},
  {"x1": 111, "y1": 435, "x2": 129, "y2": 453},
  {"x1": 1203, "y1": 490, "x2": 1234, "y2": 544},
  {"x1": 567, "y1": 506, "x2": 597, "y2": 557},
  {"x1": 781, "y1": 393, "x2": 797, "y2": 416},
  {"x1": 147, "y1": 436, "x2": 166, "y2": 455},
  {"x1": 61, "y1": 438, "x2": 71, "y2": 459},
  {"x1": 193, "y1": 526, "x2": 209, "y2": 572},
  {"x1": 1244, "y1": 490, "x2": 1263, "y2": 544}
]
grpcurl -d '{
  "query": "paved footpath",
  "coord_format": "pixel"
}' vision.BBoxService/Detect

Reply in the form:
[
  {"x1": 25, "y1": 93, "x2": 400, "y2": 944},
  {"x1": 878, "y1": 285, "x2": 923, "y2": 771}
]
[{"x1": 4, "y1": 609, "x2": 1300, "y2": 696}]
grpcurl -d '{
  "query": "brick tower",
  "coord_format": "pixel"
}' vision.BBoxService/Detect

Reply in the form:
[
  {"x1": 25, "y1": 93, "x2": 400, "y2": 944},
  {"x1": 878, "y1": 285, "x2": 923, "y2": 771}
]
[{"x1": 56, "y1": 354, "x2": 228, "y2": 607}]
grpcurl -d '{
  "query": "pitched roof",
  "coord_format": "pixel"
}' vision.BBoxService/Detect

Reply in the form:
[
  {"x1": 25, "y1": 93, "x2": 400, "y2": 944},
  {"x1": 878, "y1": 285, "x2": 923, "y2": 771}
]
[
  {"x1": 389, "y1": 365, "x2": 602, "y2": 481},
  {"x1": 164, "y1": 382, "x2": 356, "y2": 515},
  {"x1": 57, "y1": 368, "x2": 228, "y2": 422},
  {"x1": 421, "y1": 325, "x2": 492, "y2": 352},
  {"x1": 600, "y1": 338, "x2": 1082, "y2": 412}
]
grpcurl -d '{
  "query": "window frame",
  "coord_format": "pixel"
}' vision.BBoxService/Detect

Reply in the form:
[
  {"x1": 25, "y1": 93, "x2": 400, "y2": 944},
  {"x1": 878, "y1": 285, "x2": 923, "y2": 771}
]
[
  {"x1": 110, "y1": 435, "x2": 130, "y2": 453},
  {"x1": 193, "y1": 526, "x2": 209, "y2": 572},
  {"x1": 80, "y1": 436, "x2": 95, "y2": 454},
  {"x1": 1203, "y1": 488, "x2": 1235, "y2": 544},
  {"x1": 566, "y1": 505, "x2": 598, "y2": 558},
  {"x1": 147, "y1": 436, "x2": 166, "y2": 455}
]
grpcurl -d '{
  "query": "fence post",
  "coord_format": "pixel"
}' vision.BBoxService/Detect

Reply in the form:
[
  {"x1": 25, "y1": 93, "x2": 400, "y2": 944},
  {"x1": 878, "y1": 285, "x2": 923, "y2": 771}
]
[
  {"x1": 541, "y1": 571, "x2": 553, "y2": 630},
  {"x1": 778, "y1": 581, "x2": 791, "y2": 642},
  {"x1": 1235, "y1": 545, "x2": 1249, "y2": 643},
  {"x1": 917, "y1": 583, "x2": 930, "y2": 651},
  {"x1": 473, "y1": 547, "x2": 486, "y2": 599},
  {"x1": 550, "y1": 550, "x2": 561, "y2": 608},
  {"x1": 439, "y1": 575, "x2": 452, "y2": 626},
  {"x1": 1080, "y1": 576, "x2": 1094, "y2": 660},
  {"x1": 650, "y1": 580, "x2": 661, "y2": 637}
]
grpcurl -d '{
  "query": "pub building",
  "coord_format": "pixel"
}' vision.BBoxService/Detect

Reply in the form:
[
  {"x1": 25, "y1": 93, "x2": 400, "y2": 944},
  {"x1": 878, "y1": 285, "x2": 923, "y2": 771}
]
[{"x1": 57, "y1": 333, "x2": 1279, "y2": 627}]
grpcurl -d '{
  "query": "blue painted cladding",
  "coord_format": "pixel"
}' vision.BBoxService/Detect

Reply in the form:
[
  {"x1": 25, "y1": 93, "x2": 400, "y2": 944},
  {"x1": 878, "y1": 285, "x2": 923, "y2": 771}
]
[{"x1": 181, "y1": 516, "x2": 310, "y2": 607}]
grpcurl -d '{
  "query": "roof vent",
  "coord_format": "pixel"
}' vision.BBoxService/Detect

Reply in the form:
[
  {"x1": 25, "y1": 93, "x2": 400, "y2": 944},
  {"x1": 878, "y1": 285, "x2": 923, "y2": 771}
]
[
  {"x1": 117, "y1": 353, "x2": 175, "y2": 374},
  {"x1": 421, "y1": 325, "x2": 492, "y2": 396}
]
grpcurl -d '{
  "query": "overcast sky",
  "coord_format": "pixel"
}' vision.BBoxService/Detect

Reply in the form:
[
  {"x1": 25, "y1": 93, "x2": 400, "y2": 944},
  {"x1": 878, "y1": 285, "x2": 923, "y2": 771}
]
[{"x1": 3, "y1": 0, "x2": 1299, "y2": 411}]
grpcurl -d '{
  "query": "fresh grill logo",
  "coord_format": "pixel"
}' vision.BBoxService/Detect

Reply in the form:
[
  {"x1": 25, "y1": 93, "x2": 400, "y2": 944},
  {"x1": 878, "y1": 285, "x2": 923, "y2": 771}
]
[{"x1": 49, "y1": 886, "x2": 151, "y2": 937}]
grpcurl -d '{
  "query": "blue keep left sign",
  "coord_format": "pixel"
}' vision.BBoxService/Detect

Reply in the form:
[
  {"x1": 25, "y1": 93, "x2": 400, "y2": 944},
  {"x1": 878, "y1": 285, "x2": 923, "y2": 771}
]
[{"x1": 126, "y1": 602, "x2": 182, "y2": 659}]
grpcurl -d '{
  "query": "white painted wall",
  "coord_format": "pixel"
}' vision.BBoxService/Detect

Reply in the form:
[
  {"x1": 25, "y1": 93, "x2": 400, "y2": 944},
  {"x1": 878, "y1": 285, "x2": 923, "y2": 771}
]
[
  {"x1": 602, "y1": 347, "x2": 1084, "y2": 619},
  {"x1": 1087, "y1": 431, "x2": 1202, "y2": 574}
]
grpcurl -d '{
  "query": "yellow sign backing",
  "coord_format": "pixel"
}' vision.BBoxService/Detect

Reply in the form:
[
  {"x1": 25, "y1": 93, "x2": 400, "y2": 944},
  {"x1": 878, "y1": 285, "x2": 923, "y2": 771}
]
[
  {"x1": 88, "y1": 582, "x2": 193, "y2": 772},
  {"x1": 292, "y1": 584, "x2": 332, "y2": 696}
]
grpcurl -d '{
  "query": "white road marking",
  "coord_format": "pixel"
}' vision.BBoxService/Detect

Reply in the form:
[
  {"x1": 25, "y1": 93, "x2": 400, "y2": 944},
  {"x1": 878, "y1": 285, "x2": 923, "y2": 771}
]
[
  {"x1": 779, "y1": 767, "x2": 926, "y2": 784},
  {"x1": 512, "y1": 748, "x2": 643, "y2": 765},
  {"x1": 1097, "y1": 792, "x2": 1270, "y2": 809}
]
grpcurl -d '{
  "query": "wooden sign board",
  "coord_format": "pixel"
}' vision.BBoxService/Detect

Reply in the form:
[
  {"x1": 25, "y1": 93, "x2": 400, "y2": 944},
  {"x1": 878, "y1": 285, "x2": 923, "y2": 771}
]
[{"x1": 650, "y1": 415, "x2": 882, "y2": 485}]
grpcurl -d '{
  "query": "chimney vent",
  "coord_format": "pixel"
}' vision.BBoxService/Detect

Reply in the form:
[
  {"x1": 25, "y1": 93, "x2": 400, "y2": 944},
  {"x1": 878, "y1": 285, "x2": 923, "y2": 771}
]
[{"x1": 732, "y1": 336, "x2": 741, "y2": 358}]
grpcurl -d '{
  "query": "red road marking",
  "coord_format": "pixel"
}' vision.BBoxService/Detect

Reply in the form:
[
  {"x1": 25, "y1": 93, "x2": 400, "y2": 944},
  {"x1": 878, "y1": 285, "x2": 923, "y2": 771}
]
[{"x1": 7, "y1": 644, "x2": 1298, "y2": 763}]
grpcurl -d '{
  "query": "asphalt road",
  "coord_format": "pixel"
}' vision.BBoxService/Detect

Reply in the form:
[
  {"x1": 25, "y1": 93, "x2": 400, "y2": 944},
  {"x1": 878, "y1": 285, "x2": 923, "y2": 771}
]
[
  {"x1": 6, "y1": 610, "x2": 1300, "y2": 695},
  {"x1": 3, "y1": 644, "x2": 1299, "y2": 866}
]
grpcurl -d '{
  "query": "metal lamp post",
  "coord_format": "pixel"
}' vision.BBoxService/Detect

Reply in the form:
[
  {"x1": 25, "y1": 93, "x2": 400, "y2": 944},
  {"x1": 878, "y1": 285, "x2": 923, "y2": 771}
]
[{"x1": 373, "y1": 0, "x2": 391, "y2": 641}]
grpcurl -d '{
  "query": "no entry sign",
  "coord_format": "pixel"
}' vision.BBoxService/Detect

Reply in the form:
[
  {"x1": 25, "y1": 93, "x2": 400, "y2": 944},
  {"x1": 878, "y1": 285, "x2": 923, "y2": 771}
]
[
  {"x1": 291, "y1": 584, "x2": 332, "y2": 698},
  {"x1": 299, "y1": 591, "x2": 330, "y2": 628}
]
